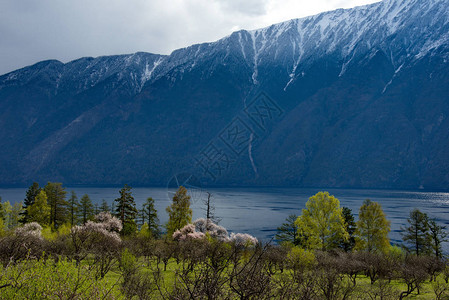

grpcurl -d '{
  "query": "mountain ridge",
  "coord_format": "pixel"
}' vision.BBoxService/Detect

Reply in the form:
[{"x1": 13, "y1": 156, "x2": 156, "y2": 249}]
[{"x1": 1, "y1": 0, "x2": 449, "y2": 189}]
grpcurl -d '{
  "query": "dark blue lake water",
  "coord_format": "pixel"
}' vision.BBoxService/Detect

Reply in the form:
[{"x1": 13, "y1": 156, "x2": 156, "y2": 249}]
[{"x1": 2, "y1": 187, "x2": 449, "y2": 248}]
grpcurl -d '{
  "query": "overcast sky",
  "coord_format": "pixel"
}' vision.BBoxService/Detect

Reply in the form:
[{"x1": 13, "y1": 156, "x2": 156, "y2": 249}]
[{"x1": 0, "y1": 0, "x2": 380, "y2": 75}]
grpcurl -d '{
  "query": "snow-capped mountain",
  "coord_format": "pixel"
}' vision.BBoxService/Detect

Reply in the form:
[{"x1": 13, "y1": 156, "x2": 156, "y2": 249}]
[{"x1": 1, "y1": 0, "x2": 449, "y2": 189}]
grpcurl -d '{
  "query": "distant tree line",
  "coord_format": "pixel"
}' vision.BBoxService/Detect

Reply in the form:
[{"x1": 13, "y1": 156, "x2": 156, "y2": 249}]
[
  {"x1": 275, "y1": 191, "x2": 447, "y2": 259},
  {"x1": 0, "y1": 182, "x2": 161, "y2": 238},
  {"x1": 2, "y1": 187, "x2": 449, "y2": 299}
]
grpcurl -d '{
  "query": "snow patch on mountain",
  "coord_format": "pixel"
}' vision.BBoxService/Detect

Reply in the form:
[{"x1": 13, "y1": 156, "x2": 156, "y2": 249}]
[
  {"x1": 140, "y1": 56, "x2": 164, "y2": 91},
  {"x1": 1, "y1": 0, "x2": 448, "y2": 96}
]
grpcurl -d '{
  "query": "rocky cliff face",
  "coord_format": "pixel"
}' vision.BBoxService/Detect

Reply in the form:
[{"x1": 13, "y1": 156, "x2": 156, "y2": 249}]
[{"x1": 1, "y1": 0, "x2": 449, "y2": 189}]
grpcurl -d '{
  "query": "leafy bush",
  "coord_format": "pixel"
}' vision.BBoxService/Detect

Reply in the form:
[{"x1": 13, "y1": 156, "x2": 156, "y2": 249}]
[{"x1": 0, "y1": 258, "x2": 119, "y2": 299}]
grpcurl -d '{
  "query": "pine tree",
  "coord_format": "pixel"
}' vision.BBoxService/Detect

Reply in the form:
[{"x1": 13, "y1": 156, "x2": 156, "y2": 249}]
[
  {"x1": 401, "y1": 209, "x2": 431, "y2": 256},
  {"x1": 100, "y1": 199, "x2": 111, "y2": 213},
  {"x1": 9, "y1": 202, "x2": 23, "y2": 229},
  {"x1": 355, "y1": 199, "x2": 390, "y2": 253},
  {"x1": 2, "y1": 201, "x2": 11, "y2": 228},
  {"x1": 136, "y1": 208, "x2": 144, "y2": 229},
  {"x1": 0, "y1": 217, "x2": 4, "y2": 235},
  {"x1": 428, "y1": 218, "x2": 447, "y2": 259},
  {"x1": 79, "y1": 194, "x2": 95, "y2": 224},
  {"x1": 67, "y1": 191, "x2": 79, "y2": 226},
  {"x1": 20, "y1": 182, "x2": 41, "y2": 223},
  {"x1": 27, "y1": 190, "x2": 50, "y2": 226},
  {"x1": 0, "y1": 196, "x2": 4, "y2": 221},
  {"x1": 44, "y1": 182, "x2": 68, "y2": 229},
  {"x1": 141, "y1": 197, "x2": 160, "y2": 238},
  {"x1": 114, "y1": 184, "x2": 138, "y2": 235},
  {"x1": 166, "y1": 186, "x2": 192, "y2": 237},
  {"x1": 341, "y1": 207, "x2": 357, "y2": 252},
  {"x1": 276, "y1": 214, "x2": 300, "y2": 245}
]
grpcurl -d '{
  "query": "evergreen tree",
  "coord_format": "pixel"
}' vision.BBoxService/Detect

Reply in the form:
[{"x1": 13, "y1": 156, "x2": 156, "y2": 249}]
[
  {"x1": 0, "y1": 196, "x2": 4, "y2": 221},
  {"x1": 401, "y1": 209, "x2": 432, "y2": 256},
  {"x1": 0, "y1": 217, "x2": 4, "y2": 235},
  {"x1": 100, "y1": 199, "x2": 111, "y2": 213},
  {"x1": 2, "y1": 201, "x2": 25, "y2": 229},
  {"x1": 79, "y1": 194, "x2": 95, "y2": 224},
  {"x1": 295, "y1": 191, "x2": 348, "y2": 250},
  {"x1": 355, "y1": 199, "x2": 390, "y2": 253},
  {"x1": 166, "y1": 186, "x2": 192, "y2": 237},
  {"x1": 136, "y1": 208, "x2": 145, "y2": 229},
  {"x1": 20, "y1": 182, "x2": 41, "y2": 223},
  {"x1": 2, "y1": 201, "x2": 12, "y2": 228},
  {"x1": 44, "y1": 182, "x2": 68, "y2": 229},
  {"x1": 275, "y1": 214, "x2": 300, "y2": 245},
  {"x1": 340, "y1": 207, "x2": 357, "y2": 252},
  {"x1": 401, "y1": 209, "x2": 433, "y2": 256},
  {"x1": 9, "y1": 202, "x2": 23, "y2": 229},
  {"x1": 68, "y1": 191, "x2": 79, "y2": 226},
  {"x1": 114, "y1": 184, "x2": 138, "y2": 235},
  {"x1": 428, "y1": 218, "x2": 447, "y2": 259},
  {"x1": 141, "y1": 197, "x2": 160, "y2": 238},
  {"x1": 27, "y1": 190, "x2": 50, "y2": 226}
]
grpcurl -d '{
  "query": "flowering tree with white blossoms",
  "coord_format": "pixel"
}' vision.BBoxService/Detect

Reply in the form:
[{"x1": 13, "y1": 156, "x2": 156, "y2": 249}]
[
  {"x1": 0, "y1": 222, "x2": 45, "y2": 263},
  {"x1": 173, "y1": 218, "x2": 258, "y2": 246},
  {"x1": 15, "y1": 222, "x2": 43, "y2": 239},
  {"x1": 173, "y1": 224, "x2": 205, "y2": 241},
  {"x1": 71, "y1": 212, "x2": 122, "y2": 278},
  {"x1": 229, "y1": 233, "x2": 258, "y2": 247},
  {"x1": 194, "y1": 218, "x2": 229, "y2": 241}
]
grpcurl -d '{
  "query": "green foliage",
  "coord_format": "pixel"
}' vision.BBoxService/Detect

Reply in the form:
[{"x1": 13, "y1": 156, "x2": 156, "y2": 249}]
[
  {"x1": 388, "y1": 244, "x2": 406, "y2": 261},
  {"x1": 428, "y1": 218, "x2": 447, "y2": 259},
  {"x1": 275, "y1": 214, "x2": 300, "y2": 245},
  {"x1": 341, "y1": 206, "x2": 357, "y2": 252},
  {"x1": 0, "y1": 259, "x2": 118, "y2": 299},
  {"x1": 41, "y1": 226, "x2": 57, "y2": 241},
  {"x1": 287, "y1": 246, "x2": 316, "y2": 270},
  {"x1": 27, "y1": 190, "x2": 50, "y2": 226},
  {"x1": 1, "y1": 200, "x2": 12, "y2": 228},
  {"x1": 41, "y1": 223, "x2": 71, "y2": 241},
  {"x1": 44, "y1": 182, "x2": 68, "y2": 229},
  {"x1": 0, "y1": 213, "x2": 447, "y2": 300},
  {"x1": 100, "y1": 199, "x2": 111, "y2": 213},
  {"x1": 120, "y1": 248, "x2": 137, "y2": 273},
  {"x1": 401, "y1": 209, "x2": 432, "y2": 256},
  {"x1": 141, "y1": 197, "x2": 159, "y2": 238},
  {"x1": 94, "y1": 203, "x2": 99, "y2": 215},
  {"x1": 355, "y1": 199, "x2": 391, "y2": 253},
  {"x1": 0, "y1": 196, "x2": 3, "y2": 221},
  {"x1": 0, "y1": 218, "x2": 4, "y2": 236},
  {"x1": 67, "y1": 191, "x2": 79, "y2": 226},
  {"x1": 79, "y1": 194, "x2": 95, "y2": 224},
  {"x1": 114, "y1": 184, "x2": 138, "y2": 235},
  {"x1": 2, "y1": 201, "x2": 24, "y2": 229},
  {"x1": 0, "y1": 199, "x2": 4, "y2": 235},
  {"x1": 166, "y1": 186, "x2": 192, "y2": 237},
  {"x1": 295, "y1": 191, "x2": 348, "y2": 250},
  {"x1": 401, "y1": 210, "x2": 447, "y2": 258},
  {"x1": 10, "y1": 202, "x2": 23, "y2": 228},
  {"x1": 138, "y1": 222, "x2": 150, "y2": 238},
  {"x1": 20, "y1": 182, "x2": 41, "y2": 223}
]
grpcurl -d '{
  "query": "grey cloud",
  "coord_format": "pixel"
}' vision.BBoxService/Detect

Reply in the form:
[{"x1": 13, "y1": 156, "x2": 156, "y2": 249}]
[
  {"x1": 0, "y1": 0, "x2": 378, "y2": 75},
  {"x1": 215, "y1": 0, "x2": 269, "y2": 16}
]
